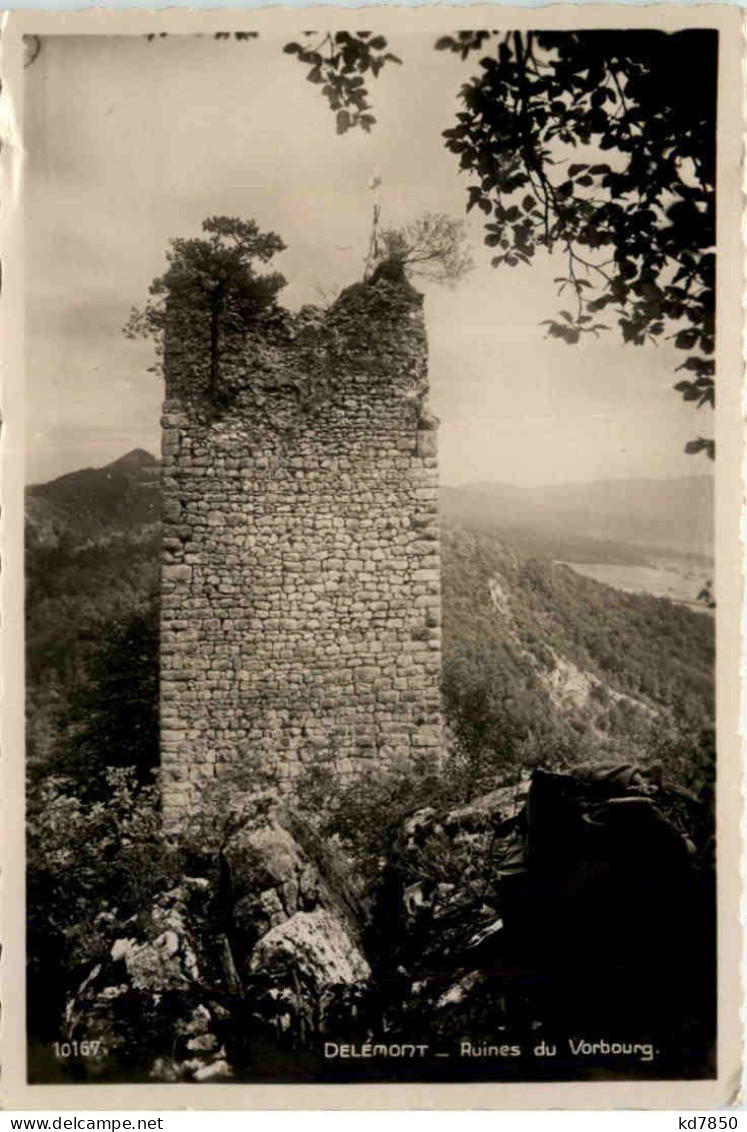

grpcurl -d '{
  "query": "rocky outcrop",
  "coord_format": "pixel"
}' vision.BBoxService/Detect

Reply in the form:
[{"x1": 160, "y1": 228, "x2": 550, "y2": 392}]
[
  {"x1": 61, "y1": 765, "x2": 711, "y2": 1082},
  {"x1": 223, "y1": 817, "x2": 321, "y2": 951},
  {"x1": 63, "y1": 877, "x2": 229, "y2": 1082},
  {"x1": 64, "y1": 809, "x2": 371, "y2": 1082},
  {"x1": 249, "y1": 907, "x2": 370, "y2": 987},
  {"x1": 221, "y1": 808, "x2": 372, "y2": 1023}
]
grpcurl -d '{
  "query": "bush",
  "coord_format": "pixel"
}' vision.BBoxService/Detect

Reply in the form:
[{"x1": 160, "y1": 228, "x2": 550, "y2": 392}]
[
  {"x1": 176, "y1": 756, "x2": 283, "y2": 881},
  {"x1": 27, "y1": 767, "x2": 178, "y2": 1042},
  {"x1": 42, "y1": 609, "x2": 160, "y2": 796},
  {"x1": 289, "y1": 742, "x2": 520, "y2": 889}
]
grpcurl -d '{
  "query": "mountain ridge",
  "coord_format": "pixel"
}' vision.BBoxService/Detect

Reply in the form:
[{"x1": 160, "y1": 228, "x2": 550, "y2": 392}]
[
  {"x1": 26, "y1": 449, "x2": 161, "y2": 549},
  {"x1": 26, "y1": 448, "x2": 714, "y2": 564},
  {"x1": 440, "y1": 474, "x2": 713, "y2": 562}
]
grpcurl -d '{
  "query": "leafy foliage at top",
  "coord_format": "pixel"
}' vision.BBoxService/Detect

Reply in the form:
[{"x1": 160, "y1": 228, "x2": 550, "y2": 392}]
[
  {"x1": 138, "y1": 33, "x2": 718, "y2": 453},
  {"x1": 438, "y1": 30, "x2": 717, "y2": 457},
  {"x1": 125, "y1": 217, "x2": 287, "y2": 398},
  {"x1": 283, "y1": 31, "x2": 401, "y2": 134}
]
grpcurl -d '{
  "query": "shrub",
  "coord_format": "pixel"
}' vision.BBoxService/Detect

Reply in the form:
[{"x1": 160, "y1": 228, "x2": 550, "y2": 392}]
[
  {"x1": 290, "y1": 742, "x2": 521, "y2": 888},
  {"x1": 176, "y1": 755, "x2": 283, "y2": 881},
  {"x1": 27, "y1": 767, "x2": 177, "y2": 1041}
]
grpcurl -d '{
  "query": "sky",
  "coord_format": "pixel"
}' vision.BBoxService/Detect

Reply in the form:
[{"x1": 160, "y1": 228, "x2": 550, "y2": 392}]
[{"x1": 24, "y1": 32, "x2": 714, "y2": 488}]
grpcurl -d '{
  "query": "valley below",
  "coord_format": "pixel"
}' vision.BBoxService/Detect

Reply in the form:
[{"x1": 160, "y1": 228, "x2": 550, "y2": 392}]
[{"x1": 558, "y1": 558, "x2": 714, "y2": 614}]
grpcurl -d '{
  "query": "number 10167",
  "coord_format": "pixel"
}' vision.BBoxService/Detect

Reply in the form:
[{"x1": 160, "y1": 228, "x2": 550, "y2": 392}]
[{"x1": 53, "y1": 1040, "x2": 104, "y2": 1059}]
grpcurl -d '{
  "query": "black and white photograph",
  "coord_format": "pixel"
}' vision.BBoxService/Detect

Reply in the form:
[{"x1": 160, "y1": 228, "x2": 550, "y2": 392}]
[{"x1": 2, "y1": 4, "x2": 742, "y2": 1107}]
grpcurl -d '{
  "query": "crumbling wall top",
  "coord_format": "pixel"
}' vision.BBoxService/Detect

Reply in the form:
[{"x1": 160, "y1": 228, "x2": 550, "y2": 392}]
[{"x1": 164, "y1": 275, "x2": 427, "y2": 426}]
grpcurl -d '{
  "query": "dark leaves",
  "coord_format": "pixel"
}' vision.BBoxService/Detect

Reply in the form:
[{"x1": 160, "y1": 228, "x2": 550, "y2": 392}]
[
  {"x1": 434, "y1": 31, "x2": 495, "y2": 59},
  {"x1": 440, "y1": 28, "x2": 717, "y2": 457},
  {"x1": 283, "y1": 30, "x2": 401, "y2": 132},
  {"x1": 684, "y1": 437, "x2": 715, "y2": 459},
  {"x1": 673, "y1": 375, "x2": 715, "y2": 409},
  {"x1": 213, "y1": 31, "x2": 259, "y2": 40}
]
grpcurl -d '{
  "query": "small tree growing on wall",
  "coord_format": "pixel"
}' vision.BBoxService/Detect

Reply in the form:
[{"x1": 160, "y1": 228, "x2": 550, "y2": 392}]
[
  {"x1": 125, "y1": 216, "x2": 287, "y2": 399},
  {"x1": 366, "y1": 212, "x2": 474, "y2": 288}
]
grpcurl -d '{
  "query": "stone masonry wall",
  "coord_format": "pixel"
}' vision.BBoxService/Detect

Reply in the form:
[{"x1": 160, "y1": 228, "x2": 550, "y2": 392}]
[{"x1": 160, "y1": 277, "x2": 442, "y2": 826}]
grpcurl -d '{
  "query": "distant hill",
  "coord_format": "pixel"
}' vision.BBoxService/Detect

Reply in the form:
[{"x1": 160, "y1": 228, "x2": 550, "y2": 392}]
[
  {"x1": 26, "y1": 448, "x2": 160, "y2": 549},
  {"x1": 440, "y1": 475, "x2": 714, "y2": 564}
]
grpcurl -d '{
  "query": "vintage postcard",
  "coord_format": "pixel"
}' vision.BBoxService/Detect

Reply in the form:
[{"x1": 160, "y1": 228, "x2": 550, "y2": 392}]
[{"x1": 0, "y1": 4, "x2": 742, "y2": 1109}]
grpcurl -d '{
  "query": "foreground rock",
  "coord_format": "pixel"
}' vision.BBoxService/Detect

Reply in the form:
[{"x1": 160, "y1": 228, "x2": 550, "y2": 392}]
[
  {"x1": 219, "y1": 807, "x2": 371, "y2": 1053},
  {"x1": 249, "y1": 907, "x2": 370, "y2": 987},
  {"x1": 383, "y1": 763, "x2": 711, "y2": 1042},
  {"x1": 64, "y1": 878, "x2": 228, "y2": 1082},
  {"x1": 65, "y1": 806, "x2": 371, "y2": 1080},
  {"x1": 62, "y1": 764, "x2": 713, "y2": 1081}
]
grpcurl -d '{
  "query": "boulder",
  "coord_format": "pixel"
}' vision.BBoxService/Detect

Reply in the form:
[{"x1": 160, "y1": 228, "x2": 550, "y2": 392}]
[
  {"x1": 445, "y1": 779, "x2": 531, "y2": 832},
  {"x1": 249, "y1": 907, "x2": 370, "y2": 990},
  {"x1": 221, "y1": 808, "x2": 368, "y2": 973},
  {"x1": 222, "y1": 818, "x2": 318, "y2": 949},
  {"x1": 217, "y1": 809, "x2": 371, "y2": 1055},
  {"x1": 63, "y1": 878, "x2": 226, "y2": 1082}
]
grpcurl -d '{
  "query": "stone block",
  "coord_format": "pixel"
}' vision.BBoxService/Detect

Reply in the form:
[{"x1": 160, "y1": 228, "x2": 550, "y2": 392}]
[
  {"x1": 163, "y1": 564, "x2": 192, "y2": 584},
  {"x1": 416, "y1": 430, "x2": 438, "y2": 458}
]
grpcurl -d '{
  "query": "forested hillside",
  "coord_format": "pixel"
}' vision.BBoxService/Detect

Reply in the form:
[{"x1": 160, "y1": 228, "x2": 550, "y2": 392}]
[
  {"x1": 442, "y1": 524, "x2": 714, "y2": 796},
  {"x1": 25, "y1": 451, "x2": 161, "y2": 779}
]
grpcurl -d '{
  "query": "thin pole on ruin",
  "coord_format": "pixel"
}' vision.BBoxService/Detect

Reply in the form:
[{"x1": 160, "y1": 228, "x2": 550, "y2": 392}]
[{"x1": 363, "y1": 169, "x2": 383, "y2": 281}]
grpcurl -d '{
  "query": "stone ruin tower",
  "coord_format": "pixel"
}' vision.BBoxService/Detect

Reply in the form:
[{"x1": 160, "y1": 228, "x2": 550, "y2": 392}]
[{"x1": 160, "y1": 275, "x2": 443, "y2": 827}]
